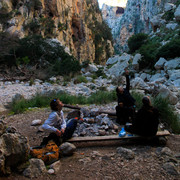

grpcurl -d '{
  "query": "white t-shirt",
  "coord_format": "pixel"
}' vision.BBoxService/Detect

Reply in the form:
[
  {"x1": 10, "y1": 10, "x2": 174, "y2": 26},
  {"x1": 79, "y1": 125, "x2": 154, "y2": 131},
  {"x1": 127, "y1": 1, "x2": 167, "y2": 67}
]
[{"x1": 42, "y1": 111, "x2": 66, "y2": 133}]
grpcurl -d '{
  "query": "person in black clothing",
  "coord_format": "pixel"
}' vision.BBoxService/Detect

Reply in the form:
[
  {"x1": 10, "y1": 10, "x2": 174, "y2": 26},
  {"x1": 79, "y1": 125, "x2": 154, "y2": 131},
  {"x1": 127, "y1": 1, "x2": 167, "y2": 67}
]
[
  {"x1": 125, "y1": 96, "x2": 159, "y2": 136},
  {"x1": 116, "y1": 69, "x2": 136, "y2": 125}
]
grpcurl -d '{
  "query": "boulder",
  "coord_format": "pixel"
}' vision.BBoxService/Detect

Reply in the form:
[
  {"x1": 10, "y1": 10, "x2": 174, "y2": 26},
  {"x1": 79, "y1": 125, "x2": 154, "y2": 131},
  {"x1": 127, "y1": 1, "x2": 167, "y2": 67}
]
[
  {"x1": 164, "y1": 58, "x2": 180, "y2": 70},
  {"x1": 116, "y1": 147, "x2": 135, "y2": 160},
  {"x1": 154, "y1": 58, "x2": 167, "y2": 70},
  {"x1": 59, "y1": 142, "x2": 76, "y2": 156},
  {"x1": 162, "y1": 162, "x2": 179, "y2": 175},
  {"x1": 131, "y1": 77, "x2": 150, "y2": 90},
  {"x1": 174, "y1": 5, "x2": 180, "y2": 21},
  {"x1": 158, "y1": 85, "x2": 179, "y2": 105},
  {"x1": 132, "y1": 54, "x2": 141, "y2": 71},
  {"x1": 108, "y1": 60, "x2": 129, "y2": 77},
  {"x1": 106, "y1": 55, "x2": 120, "y2": 65},
  {"x1": 0, "y1": 132, "x2": 30, "y2": 175},
  {"x1": 164, "y1": 3, "x2": 176, "y2": 12},
  {"x1": 23, "y1": 158, "x2": 46, "y2": 178},
  {"x1": 166, "y1": 23, "x2": 178, "y2": 30}
]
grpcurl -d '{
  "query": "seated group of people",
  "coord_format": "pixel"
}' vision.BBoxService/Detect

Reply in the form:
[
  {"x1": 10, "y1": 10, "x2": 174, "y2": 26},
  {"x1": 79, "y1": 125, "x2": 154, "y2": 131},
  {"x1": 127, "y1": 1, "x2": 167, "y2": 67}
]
[
  {"x1": 40, "y1": 69, "x2": 159, "y2": 147},
  {"x1": 116, "y1": 69, "x2": 159, "y2": 137}
]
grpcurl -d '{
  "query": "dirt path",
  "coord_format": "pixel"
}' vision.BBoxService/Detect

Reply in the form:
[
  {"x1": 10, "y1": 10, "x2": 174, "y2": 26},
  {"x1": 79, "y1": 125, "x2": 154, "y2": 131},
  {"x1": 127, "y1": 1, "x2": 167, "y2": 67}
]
[{"x1": 1, "y1": 108, "x2": 180, "y2": 180}]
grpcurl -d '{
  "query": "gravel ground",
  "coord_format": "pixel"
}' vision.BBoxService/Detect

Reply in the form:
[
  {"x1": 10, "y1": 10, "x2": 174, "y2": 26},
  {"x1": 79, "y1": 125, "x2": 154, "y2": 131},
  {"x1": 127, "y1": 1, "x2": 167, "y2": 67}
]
[{"x1": 1, "y1": 106, "x2": 179, "y2": 180}]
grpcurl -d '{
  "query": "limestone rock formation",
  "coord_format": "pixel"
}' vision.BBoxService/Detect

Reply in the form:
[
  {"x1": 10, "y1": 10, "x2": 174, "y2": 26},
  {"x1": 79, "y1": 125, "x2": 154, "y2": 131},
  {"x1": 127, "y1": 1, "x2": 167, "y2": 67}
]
[{"x1": 0, "y1": 0, "x2": 114, "y2": 64}]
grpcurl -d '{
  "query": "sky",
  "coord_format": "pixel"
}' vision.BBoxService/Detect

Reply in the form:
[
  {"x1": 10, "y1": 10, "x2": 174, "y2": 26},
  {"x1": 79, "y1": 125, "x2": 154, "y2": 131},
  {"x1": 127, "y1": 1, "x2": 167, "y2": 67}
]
[{"x1": 98, "y1": 0, "x2": 127, "y2": 8}]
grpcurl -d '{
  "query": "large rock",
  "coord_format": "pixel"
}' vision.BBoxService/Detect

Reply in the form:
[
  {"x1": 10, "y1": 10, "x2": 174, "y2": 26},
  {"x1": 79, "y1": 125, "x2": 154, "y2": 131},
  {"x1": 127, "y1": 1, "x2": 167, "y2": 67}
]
[
  {"x1": 158, "y1": 85, "x2": 179, "y2": 105},
  {"x1": 131, "y1": 77, "x2": 150, "y2": 90},
  {"x1": 132, "y1": 54, "x2": 141, "y2": 71},
  {"x1": 154, "y1": 58, "x2": 167, "y2": 70},
  {"x1": 116, "y1": 147, "x2": 135, "y2": 160},
  {"x1": 166, "y1": 23, "x2": 178, "y2": 30},
  {"x1": 164, "y1": 58, "x2": 180, "y2": 70},
  {"x1": 0, "y1": 132, "x2": 30, "y2": 175},
  {"x1": 107, "y1": 54, "x2": 131, "y2": 77},
  {"x1": 106, "y1": 55, "x2": 120, "y2": 65},
  {"x1": 59, "y1": 142, "x2": 76, "y2": 156},
  {"x1": 23, "y1": 158, "x2": 47, "y2": 178},
  {"x1": 174, "y1": 5, "x2": 180, "y2": 21},
  {"x1": 164, "y1": 3, "x2": 176, "y2": 12}
]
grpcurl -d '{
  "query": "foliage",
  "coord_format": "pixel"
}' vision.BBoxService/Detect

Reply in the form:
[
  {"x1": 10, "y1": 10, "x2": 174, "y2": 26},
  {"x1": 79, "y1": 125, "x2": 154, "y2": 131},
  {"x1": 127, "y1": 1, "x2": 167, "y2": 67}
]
[
  {"x1": 53, "y1": 56, "x2": 81, "y2": 76},
  {"x1": 162, "y1": 10, "x2": 175, "y2": 21},
  {"x1": 95, "y1": 68, "x2": 107, "y2": 79},
  {"x1": 137, "y1": 41, "x2": 160, "y2": 69},
  {"x1": 16, "y1": 56, "x2": 30, "y2": 66},
  {"x1": 81, "y1": 60, "x2": 90, "y2": 68},
  {"x1": 0, "y1": 32, "x2": 19, "y2": 64},
  {"x1": 175, "y1": 0, "x2": 180, "y2": 6},
  {"x1": 156, "y1": 38, "x2": 180, "y2": 60},
  {"x1": 24, "y1": 20, "x2": 40, "y2": 34},
  {"x1": 10, "y1": 90, "x2": 117, "y2": 114},
  {"x1": 153, "y1": 96, "x2": 180, "y2": 134},
  {"x1": 2, "y1": 34, "x2": 80, "y2": 76},
  {"x1": 39, "y1": 17, "x2": 56, "y2": 36},
  {"x1": 74, "y1": 75, "x2": 88, "y2": 84},
  {"x1": 131, "y1": 91, "x2": 144, "y2": 109},
  {"x1": 128, "y1": 33, "x2": 149, "y2": 53}
]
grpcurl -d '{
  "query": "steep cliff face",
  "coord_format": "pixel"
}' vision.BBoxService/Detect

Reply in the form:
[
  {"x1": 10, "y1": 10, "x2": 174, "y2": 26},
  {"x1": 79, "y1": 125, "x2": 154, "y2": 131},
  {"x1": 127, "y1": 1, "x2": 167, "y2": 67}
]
[
  {"x1": 0, "y1": 0, "x2": 114, "y2": 64},
  {"x1": 112, "y1": 0, "x2": 169, "y2": 52},
  {"x1": 101, "y1": 4, "x2": 125, "y2": 36}
]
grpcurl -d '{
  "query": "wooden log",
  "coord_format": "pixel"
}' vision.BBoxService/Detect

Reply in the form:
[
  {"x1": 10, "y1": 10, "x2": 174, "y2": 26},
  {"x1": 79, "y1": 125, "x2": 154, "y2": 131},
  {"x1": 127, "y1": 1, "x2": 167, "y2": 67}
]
[
  {"x1": 63, "y1": 104, "x2": 116, "y2": 116},
  {"x1": 68, "y1": 130, "x2": 170, "y2": 143}
]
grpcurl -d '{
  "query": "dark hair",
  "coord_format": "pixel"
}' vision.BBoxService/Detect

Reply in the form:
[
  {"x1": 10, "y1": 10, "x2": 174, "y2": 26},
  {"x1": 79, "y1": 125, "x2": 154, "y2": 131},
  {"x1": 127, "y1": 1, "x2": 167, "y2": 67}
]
[
  {"x1": 142, "y1": 96, "x2": 150, "y2": 107},
  {"x1": 50, "y1": 98, "x2": 58, "y2": 111}
]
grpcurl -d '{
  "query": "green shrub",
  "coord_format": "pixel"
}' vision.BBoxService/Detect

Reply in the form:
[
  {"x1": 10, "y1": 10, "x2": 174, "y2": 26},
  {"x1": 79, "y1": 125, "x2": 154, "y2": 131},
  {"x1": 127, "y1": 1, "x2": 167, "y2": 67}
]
[
  {"x1": 53, "y1": 56, "x2": 81, "y2": 76},
  {"x1": 162, "y1": 10, "x2": 175, "y2": 21},
  {"x1": 175, "y1": 0, "x2": 180, "y2": 6},
  {"x1": 10, "y1": 90, "x2": 117, "y2": 114},
  {"x1": 40, "y1": 17, "x2": 56, "y2": 36},
  {"x1": 156, "y1": 38, "x2": 180, "y2": 60},
  {"x1": 128, "y1": 33, "x2": 148, "y2": 53},
  {"x1": 131, "y1": 91, "x2": 144, "y2": 109},
  {"x1": 95, "y1": 68, "x2": 107, "y2": 78},
  {"x1": 74, "y1": 75, "x2": 88, "y2": 84},
  {"x1": 23, "y1": 20, "x2": 40, "y2": 34},
  {"x1": 137, "y1": 41, "x2": 160, "y2": 69},
  {"x1": 153, "y1": 96, "x2": 180, "y2": 134}
]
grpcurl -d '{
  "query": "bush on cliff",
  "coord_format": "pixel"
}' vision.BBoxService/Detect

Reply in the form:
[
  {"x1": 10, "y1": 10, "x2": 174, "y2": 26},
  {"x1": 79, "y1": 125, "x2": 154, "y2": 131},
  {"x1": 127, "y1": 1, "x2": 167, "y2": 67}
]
[
  {"x1": 128, "y1": 33, "x2": 148, "y2": 54},
  {"x1": 137, "y1": 41, "x2": 160, "y2": 69},
  {"x1": 156, "y1": 38, "x2": 180, "y2": 60},
  {"x1": 2, "y1": 34, "x2": 80, "y2": 76}
]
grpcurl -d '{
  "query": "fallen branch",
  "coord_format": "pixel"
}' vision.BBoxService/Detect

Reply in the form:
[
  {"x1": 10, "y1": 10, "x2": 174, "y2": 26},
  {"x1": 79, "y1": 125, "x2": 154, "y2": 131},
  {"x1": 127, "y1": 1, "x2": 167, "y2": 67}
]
[{"x1": 63, "y1": 104, "x2": 116, "y2": 116}]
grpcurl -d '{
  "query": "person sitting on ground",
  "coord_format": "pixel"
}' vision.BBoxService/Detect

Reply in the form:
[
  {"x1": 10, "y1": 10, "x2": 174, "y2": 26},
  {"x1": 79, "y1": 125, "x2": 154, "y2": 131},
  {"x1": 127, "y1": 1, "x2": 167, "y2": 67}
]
[
  {"x1": 125, "y1": 96, "x2": 159, "y2": 136},
  {"x1": 41, "y1": 98, "x2": 77, "y2": 146},
  {"x1": 116, "y1": 69, "x2": 136, "y2": 125}
]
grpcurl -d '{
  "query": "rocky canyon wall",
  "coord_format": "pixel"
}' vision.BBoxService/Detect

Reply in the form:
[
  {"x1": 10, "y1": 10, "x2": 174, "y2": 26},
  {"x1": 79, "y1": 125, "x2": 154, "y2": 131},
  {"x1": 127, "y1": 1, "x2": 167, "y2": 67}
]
[{"x1": 0, "y1": 0, "x2": 114, "y2": 64}]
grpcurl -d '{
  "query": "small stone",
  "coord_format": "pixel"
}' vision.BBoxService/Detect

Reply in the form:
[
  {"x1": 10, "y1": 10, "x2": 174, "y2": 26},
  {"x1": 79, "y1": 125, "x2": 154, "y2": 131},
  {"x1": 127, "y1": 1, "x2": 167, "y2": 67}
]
[
  {"x1": 31, "y1": 119, "x2": 42, "y2": 126},
  {"x1": 48, "y1": 169, "x2": 55, "y2": 175}
]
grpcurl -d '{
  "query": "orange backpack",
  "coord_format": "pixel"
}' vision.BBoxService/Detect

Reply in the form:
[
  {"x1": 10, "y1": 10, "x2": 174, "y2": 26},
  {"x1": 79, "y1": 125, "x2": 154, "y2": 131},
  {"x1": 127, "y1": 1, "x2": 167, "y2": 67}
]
[{"x1": 30, "y1": 140, "x2": 59, "y2": 165}]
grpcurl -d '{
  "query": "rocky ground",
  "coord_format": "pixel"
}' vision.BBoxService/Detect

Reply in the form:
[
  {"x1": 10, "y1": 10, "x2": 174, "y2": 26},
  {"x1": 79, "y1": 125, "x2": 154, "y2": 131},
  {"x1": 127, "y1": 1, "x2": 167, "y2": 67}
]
[{"x1": 1, "y1": 106, "x2": 179, "y2": 180}]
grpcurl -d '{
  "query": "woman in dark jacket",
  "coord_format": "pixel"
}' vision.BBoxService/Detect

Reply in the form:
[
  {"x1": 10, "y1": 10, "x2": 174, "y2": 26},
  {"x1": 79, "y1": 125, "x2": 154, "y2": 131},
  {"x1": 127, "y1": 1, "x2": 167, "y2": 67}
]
[
  {"x1": 125, "y1": 96, "x2": 159, "y2": 136},
  {"x1": 116, "y1": 69, "x2": 136, "y2": 125}
]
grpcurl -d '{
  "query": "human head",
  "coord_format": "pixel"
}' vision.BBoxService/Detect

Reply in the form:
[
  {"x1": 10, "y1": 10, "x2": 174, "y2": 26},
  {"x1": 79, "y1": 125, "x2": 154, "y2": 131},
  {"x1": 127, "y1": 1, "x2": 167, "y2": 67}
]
[
  {"x1": 116, "y1": 86, "x2": 124, "y2": 95},
  {"x1": 142, "y1": 96, "x2": 151, "y2": 107},
  {"x1": 50, "y1": 98, "x2": 63, "y2": 111}
]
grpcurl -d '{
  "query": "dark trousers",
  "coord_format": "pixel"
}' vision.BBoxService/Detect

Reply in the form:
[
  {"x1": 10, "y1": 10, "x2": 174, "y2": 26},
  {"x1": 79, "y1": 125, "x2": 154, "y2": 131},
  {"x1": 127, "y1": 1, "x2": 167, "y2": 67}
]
[
  {"x1": 116, "y1": 106, "x2": 135, "y2": 125},
  {"x1": 41, "y1": 119, "x2": 77, "y2": 146}
]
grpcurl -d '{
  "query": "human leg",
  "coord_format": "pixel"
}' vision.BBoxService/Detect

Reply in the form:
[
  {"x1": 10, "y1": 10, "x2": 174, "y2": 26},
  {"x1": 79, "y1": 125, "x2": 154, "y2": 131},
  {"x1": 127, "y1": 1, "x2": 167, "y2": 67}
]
[
  {"x1": 62, "y1": 119, "x2": 77, "y2": 141},
  {"x1": 40, "y1": 133, "x2": 62, "y2": 146}
]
